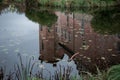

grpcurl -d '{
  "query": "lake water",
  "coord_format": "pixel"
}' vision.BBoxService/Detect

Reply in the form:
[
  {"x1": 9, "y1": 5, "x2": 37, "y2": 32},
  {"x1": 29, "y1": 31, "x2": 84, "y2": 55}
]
[{"x1": 0, "y1": 3, "x2": 120, "y2": 79}]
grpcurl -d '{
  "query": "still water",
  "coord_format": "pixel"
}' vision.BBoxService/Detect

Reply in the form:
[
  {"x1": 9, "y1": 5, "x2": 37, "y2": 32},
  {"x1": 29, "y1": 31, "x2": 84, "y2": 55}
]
[
  {"x1": 0, "y1": 3, "x2": 120, "y2": 78},
  {"x1": 0, "y1": 5, "x2": 78, "y2": 76}
]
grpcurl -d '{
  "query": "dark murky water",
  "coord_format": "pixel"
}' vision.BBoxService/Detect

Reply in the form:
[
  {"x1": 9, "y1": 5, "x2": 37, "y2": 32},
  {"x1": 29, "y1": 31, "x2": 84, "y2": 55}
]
[{"x1": 0, "y1": 3, "x2": 120, "y2": 76}]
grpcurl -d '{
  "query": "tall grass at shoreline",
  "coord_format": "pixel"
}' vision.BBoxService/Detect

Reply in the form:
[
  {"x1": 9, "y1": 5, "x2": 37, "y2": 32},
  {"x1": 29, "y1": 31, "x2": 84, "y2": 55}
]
[{"x1": 0, "y1": 54, "x2": 120, "y2": 80}]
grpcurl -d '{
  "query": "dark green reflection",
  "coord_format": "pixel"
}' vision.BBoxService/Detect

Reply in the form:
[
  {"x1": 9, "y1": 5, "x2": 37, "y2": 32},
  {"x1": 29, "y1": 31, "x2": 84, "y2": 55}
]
[
  {"x1": 25, "y1": 8, "x2": 57, "y2": 27},
  {"x1": 91, "y1": 7, "x2": 120, "y2": 34}
]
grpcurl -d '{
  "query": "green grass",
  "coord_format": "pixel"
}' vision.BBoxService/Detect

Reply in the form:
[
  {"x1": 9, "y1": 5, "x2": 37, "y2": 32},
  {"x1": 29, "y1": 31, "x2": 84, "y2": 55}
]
[
  {"x1": 107, "y1": 64, "x2": 120, "y2": 80},
  {"x1": 37, "y1": 0, "x2": 115, "y2": 7}
]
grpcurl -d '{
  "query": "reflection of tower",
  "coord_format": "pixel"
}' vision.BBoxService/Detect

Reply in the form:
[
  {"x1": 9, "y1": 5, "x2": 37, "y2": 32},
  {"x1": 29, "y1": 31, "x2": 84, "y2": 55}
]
[
  {"x1": 117, "y1": 42, "x2": 120, "y2": 53},
  {"x1": 39, "y1": 11, "x2": 120, "y2": 73},
  {"x1": 81, "y1": 14, "x2": 86, "y2": 50},
  {"x1": 39, "y1": 24, "x2": 65, "y2": 67},
  {"x1": 117, "y1": 34, "x2": 120, "y2": 53},
  {"x1": 117, "y1": 34, "x2": 120, "y2": 39}
]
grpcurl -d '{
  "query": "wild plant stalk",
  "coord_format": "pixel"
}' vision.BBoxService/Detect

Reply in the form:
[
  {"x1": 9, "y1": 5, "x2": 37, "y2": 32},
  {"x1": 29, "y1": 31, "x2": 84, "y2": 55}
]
[
  {"x1": 0, "y1": 53, "x2": 120, "y2": 80},
  {"x1": 0, "y1": 67, "x2": 4, "y2": 80},
  {"x1": 14, "y1": 54, "x2": 37, "y2": 80},
  {"x1": 54, "y1": 65, "x2": 73, "y2": 80}
]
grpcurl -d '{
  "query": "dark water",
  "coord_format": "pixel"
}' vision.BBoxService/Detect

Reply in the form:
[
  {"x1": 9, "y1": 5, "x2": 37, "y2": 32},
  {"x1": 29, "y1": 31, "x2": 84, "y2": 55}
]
[{"x1": 0, "y1": 3, "x2": 120, "y2": 77}]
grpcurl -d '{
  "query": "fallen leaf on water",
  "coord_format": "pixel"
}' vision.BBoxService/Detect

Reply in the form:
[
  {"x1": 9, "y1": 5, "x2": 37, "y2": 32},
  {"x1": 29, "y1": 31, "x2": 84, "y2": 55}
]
[
  {"x1": 80, "y1": 47, "x2": 83, "y2": 50},
  {"x1": 84, "y1": 45, "x2": 89, "y2": 50},
  {"x1": 15, "y1": 42, "x2": 20, "y2": 45},
  {"x1": 111, "y1": 54, "x2": 117, "y2": 56},
  {"x1": 55, "y1": 58, "x2": 61, "y2": 61},
  {"x1": 14, "y1": 49, "x2": 19, "y2": 53},
  {"x1": 107, "y1": 49, "x2": 112, "y2": 51},
  {"x1": 9, "y1": 44, "x2": 15, "y2": 47},
  {"x1": 79, "y1": 54, "x2": 83, "y2": 56},
  {"x1": 4, "y1": 52, "x2": 8, "y2": 54},
  {"x1": 2, "y1": 48, "x2": 8, "y2": 51},
  {"x1": 88, "y1": 40, "x2": 92, "y2": 42},
  {"x1": 42, "y1": 37, "x2": 46, "y2": 39},
  {"x1": 104, "y1": 35, "x2": 108, "y2": 37},
  {"x1": 83, "y1": 56, "x2": 87, "y2": 58},
  {"x1": 75, "y1": 35, "x2": 78, "y2": 37},
  {"x1": 101, "y1": 57, "x2": 105, "y2": 60},
  {"x1": 87, "y1": 57, "x2": 91, "y2": 60}
]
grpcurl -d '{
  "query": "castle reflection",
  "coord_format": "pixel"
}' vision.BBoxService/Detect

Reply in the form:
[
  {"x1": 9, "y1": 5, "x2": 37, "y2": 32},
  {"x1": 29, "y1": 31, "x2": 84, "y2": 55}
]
[{"x1": 39, "y1": 11, "x2": 120, "y2": 73}]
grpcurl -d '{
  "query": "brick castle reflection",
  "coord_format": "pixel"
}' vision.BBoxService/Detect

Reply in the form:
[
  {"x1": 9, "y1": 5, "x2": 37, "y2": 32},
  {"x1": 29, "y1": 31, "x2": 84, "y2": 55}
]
[{"x1": 39, "y1": 11, "x2": 120, "y2": 73}]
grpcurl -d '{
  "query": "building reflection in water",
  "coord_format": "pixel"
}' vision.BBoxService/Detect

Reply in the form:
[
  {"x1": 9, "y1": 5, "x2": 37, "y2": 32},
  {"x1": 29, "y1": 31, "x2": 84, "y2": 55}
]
[{"x1": 39, "y1": 11, "x2": 120, "y2": 73}]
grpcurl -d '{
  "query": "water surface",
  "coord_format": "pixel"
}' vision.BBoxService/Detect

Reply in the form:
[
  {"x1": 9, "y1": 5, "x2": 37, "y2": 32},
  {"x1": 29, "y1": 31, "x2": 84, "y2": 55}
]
[{"x1": 0, "y1": 3, "x2": 120, "y2": 77}]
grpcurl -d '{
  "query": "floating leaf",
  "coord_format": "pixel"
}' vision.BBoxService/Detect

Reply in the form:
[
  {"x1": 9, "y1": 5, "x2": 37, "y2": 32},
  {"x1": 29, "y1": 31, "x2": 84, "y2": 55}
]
[
  {"x1": 108, "y1": 49, "x2": 112, "y2": 51},
  {"x1": 88, "y1": 40, "x2": 92, "y2": 42},
  {"x1": 75, "y1": 35, "x2": 78, "y2": 37},
  {"x1": 2, "y1": 48, "x2": 8, "y2": 51},
  {"x1": 9, "y1": 44, "x2": 15, "y2": 47},
  {"x1": 79, "y1": 54, "x2": 83, "y2": 56},
  {"x1": 111, "y1": 54, "x2": 117, "y2": 57},
  {"x1": 80, "y1": 47, "x2": 83, "y2": 50},
  {"x1": 83, "y1": 56, "x2": 87, "y2": 58},
  {"x1": 14, "y1": 49, "x2": 20, "y2": 53},
  {"x1": 15, "y1": 42, "x2": 20, "y2": 45},
  {"x1": 104, "y1": 35, "x2": 108, "y2": 37},
  {"x1": 4, "y1": 52, "x2": 8, "y2": 54},
  {"x1": 101, "y1": 57, "x2": 105, "y2": 60},
  {"x1": 55, "y1": 58, "x2": 61, "y2": 61},
  {"x1": 42, "y1": 37, "x2": 46, "y2": 39},
  {"x1": 87, "y1": 57, "x2": 91, "y2": 60}
]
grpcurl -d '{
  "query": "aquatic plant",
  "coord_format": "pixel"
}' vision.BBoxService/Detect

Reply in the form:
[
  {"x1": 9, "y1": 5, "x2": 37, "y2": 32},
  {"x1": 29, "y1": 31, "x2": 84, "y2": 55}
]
[
  {"x1": 54, "y1": 65, "x2": 73, "y2": 80},
  {"x1": 0, "y1": 67, "x2": 4, "y2": 80},
  {"x1": 14, "y1": 54, "x2": 36, "y2": 80}
]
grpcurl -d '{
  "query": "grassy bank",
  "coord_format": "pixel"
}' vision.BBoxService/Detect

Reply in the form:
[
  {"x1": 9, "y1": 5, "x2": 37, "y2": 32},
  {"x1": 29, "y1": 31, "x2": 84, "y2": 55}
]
[
  {"x1": 2, "y1": 0, "x2": 117, "y2": 7},
  {"x1": 36, "y1": 0, "x2": 115, "y2": 8},
  {"x1": 0, "y1": 54, "x2": 120, "y2": 80}
]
